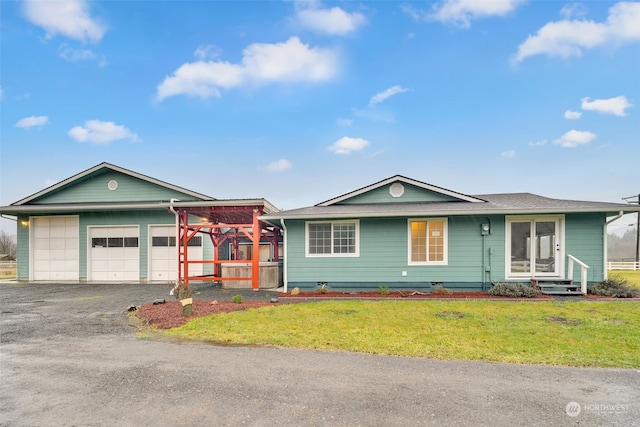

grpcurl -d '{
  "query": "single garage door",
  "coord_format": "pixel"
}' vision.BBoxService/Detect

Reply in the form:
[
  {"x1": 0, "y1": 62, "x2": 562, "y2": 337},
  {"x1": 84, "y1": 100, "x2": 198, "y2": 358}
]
[
  {"x1": 149, "y1": 225, "x2": 202, "y2": 281},
  {"x1": 32, "y1": 216, "x2": 79, "y2": 281},
  {"x1": 89, "y1": 226, "x2": 139, "y2": 281}
]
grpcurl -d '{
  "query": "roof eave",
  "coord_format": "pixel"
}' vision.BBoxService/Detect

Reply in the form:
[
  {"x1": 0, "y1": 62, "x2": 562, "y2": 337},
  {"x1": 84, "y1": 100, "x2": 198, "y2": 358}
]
[
  {"x1": 262, "y1": 207, "x2": 640, "y2": 221},
  {"x1": 1, "y1": 198, "x2": 281, "y2": 215}
]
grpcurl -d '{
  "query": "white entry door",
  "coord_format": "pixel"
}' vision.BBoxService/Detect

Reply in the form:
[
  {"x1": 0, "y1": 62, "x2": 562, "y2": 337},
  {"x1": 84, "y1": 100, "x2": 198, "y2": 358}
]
[
  {"x1": 31, "y1": 216, "x2": 79, "y2": 281},
  {"x1": 89, "y1": 226, "x2": 139, "y2": 281},
  {"x1": 506, "y1": 216, "x2": 564, "y2": 278}
]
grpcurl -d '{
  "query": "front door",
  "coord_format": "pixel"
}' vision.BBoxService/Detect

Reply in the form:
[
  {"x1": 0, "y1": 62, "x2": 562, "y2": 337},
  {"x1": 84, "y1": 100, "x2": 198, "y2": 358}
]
[{"x1": 506, "y1": 216, "x2": 563, "y2": 278}]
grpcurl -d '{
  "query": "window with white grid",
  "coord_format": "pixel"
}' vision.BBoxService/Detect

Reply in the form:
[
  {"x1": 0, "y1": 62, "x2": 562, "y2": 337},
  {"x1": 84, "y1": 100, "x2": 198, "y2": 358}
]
[{"x1": 306, "y1": 220, "x2": 359, "y2": 257}]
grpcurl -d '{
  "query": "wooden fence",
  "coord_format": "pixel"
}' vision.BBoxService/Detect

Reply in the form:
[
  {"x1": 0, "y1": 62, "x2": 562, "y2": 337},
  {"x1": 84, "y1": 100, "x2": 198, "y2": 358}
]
[{"x1": 0, "y1": 261, "x2": 17, "y2": 279}]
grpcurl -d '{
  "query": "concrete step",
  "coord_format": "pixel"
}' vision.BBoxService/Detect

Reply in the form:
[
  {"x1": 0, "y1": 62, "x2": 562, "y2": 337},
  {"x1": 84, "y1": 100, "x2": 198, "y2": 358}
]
[
  {"x1": 543, "y1": 291, "x2": 584, "y2": 296},
  {"x1": 538, "y1": 284, "x2": 579, "y2": 290}
]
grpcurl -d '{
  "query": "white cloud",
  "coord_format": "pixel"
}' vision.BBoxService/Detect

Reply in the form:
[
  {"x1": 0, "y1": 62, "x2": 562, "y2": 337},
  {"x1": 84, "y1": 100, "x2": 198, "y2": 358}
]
[
  {"x1": 23, "y1": 0, "x2": 106, "y2": 43},
  {"x1": 15, "y1": 115, "x2": 49, "y2": 128},
  {"x1": 336, "y1": 118, "x2": 353, "y2": 127},
  {"x1": 352, "y1": 107, "x2": 395, "y2": 123},
  {"x1": 554, "y1": 130, "x2": 597, "y2": 148},
  {"x1": 294, "y1": 2, "x2": 366, "y2": 35},
  {"x1": 194, "y1": 44, "x2": 221, "y2": 60},
  {"x1": 329, "y1": 136, "x2": 370, "y2": 154},
  {"x1": 581, "y1": 96, "x2": 633, "y2": 116},
  {"x1": 369, "y1": 86, "x2": 410, "y2": 107},
  {"x1": 68, "y1": 120, "x2": 140, "y2": 145},
  {"x1": 426, "y1": 0, "x2": 525, "y2": 28},
  {"x1": 564, "y1": 110, "x2": 582, "y2": 119},
  {"x1": 156, "y1": 37, "x2": 339, "y2": 101},
  {"x1": 265, "y1": 159, "x2": 293, "y2": 173},
  {"x1": 560, "y1": 3, "x2": 588, "y2": 20},
  {"x1": 59, "y1": 44, "x2": 106, "y2": 65},
  {"x1": 528, "y1": 139, "x2": 547, "y2": 147},
  {"x1": 513, "y1": 2, "x2": 640, "y2": 62},
  {"x1": 501, "y1": 150, "x2": 516, "y2": 158}
]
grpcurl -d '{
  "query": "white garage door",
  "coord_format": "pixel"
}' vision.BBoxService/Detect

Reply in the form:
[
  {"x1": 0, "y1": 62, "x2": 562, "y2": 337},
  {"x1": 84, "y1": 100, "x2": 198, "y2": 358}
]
[
  {"x1": 149, "y1": 225, "x2": 202, "y2": 281},
  {"x1": 32, "y1": 216, "x2": 79, "y2": 281},
  {"x1": 89, "y1": 226, "x2": 139, "y2": 282}
]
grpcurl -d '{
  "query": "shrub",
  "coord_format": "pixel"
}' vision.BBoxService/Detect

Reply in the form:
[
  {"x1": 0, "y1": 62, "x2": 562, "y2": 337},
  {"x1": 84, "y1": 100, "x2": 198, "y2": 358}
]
[
  {"x1": 378, "y1": 285, "x2": 390, "y2": 295},
  {"x1": 588, "y1": 277, "x2": 639, "y2": 298},
  {"x1": 432, "y1": 288, "x2": 453, "y2": 296},
  {"x1": 231, "y1": 294, "x2": 243, "y2": 304},
  {"x1": 316, "y1": 283, "x2": 328, "y2": 294},
  {"x1": 488, "y1": 282, "x2": 541, "y2": 298}
]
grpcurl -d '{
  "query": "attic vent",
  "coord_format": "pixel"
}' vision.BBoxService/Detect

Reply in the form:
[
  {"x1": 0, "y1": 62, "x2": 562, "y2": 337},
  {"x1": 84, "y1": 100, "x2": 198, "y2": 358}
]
[
  {"x1": 107, "y1": 180, "x2": 118, "y2": 191},
  {"x1": 389, "y1": 182, "x2": 404, "y2": 198}
]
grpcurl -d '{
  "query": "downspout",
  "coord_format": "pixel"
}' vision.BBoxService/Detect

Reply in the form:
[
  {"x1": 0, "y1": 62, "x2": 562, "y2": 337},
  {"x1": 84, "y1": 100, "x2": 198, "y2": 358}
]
[
  {"x1": 604, "y1": 211, "x2": 624, "y2": 281},
  {"x1": 280, "y1": 218, "x2": 288, "y2": 293}
]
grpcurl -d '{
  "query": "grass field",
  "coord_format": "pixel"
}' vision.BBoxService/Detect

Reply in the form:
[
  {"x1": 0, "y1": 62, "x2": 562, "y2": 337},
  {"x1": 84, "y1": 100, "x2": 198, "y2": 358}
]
[
  {"x1": 166, "y1": 300, "x2": 640, "y2": 368},
  {"x1": 609, "y1": 270, "x2": 640, "y2": 288}
]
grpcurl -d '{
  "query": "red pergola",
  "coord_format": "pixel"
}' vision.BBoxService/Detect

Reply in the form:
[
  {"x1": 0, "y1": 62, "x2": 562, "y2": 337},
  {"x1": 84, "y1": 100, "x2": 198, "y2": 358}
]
[{"x1": 169, "y1": 200, "x2": 281, "y2": 290}]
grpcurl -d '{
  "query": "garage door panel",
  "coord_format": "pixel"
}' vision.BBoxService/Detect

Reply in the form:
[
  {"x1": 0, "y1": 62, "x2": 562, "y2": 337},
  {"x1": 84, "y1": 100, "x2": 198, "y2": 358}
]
[
  {"x1": 34, "y1": 238, "x2": 50, "y2": 250},
  {"x1": 31, "y1": 216, "x2": 79, "y2": 281},
  {"x1": 149, "y1": 225, "x2": 198, "y2": 281},
  {"x1": 50, "y1": 249, "x2": 67, "y2": 261},
  {"x1": 124, "y1": 259, "x2": 138, "y2": 271},
  {"x1": 89, "y1": 226, "x2": 139, "y2": 282}
]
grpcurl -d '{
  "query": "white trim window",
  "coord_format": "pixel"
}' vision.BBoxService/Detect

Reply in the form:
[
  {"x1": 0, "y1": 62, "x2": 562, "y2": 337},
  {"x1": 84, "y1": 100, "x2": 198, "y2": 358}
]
[
  {"x1": 306, "y1": 220, "x2": 359, "y2": 257},
  {"x1": 408, "y1": 218, "x2": 448, "y2": 265}
]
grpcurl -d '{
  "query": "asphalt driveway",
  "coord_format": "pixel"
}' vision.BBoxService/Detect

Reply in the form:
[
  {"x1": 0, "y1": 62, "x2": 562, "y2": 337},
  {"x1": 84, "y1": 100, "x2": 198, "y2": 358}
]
[{"x1": 1, "y1": 282, "x2": 638, "y2": 427}]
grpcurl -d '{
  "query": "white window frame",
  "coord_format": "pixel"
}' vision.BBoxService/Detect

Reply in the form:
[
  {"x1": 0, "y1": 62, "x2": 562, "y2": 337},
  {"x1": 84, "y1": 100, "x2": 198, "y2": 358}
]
[
  {"x1": 407, "y1": 218, "x2": 448, "y2": 266},
  {"x1": 305, "y1": 220, "x2": 360, "y2": 258}
]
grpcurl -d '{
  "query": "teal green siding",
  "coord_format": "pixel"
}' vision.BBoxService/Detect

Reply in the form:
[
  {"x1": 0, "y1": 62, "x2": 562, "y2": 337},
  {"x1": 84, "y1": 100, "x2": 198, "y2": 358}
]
[
  {"x1": 340, "y1": 183, "x2": 460, "y2": 204},
  {"x1": 285, "y1": 213, "x2": 607, "y2": 290},
  {"x1": 16, "y1": 215, "x2": 30, "y2": 280},
  {"x1": 285, "y1": 215, "x2": 503, "y2": 290},
  {"x1": 35, "y1": 170, "x2": 202, "y2": 204},
  {"x1": 564, "y1": 212, "x2": 606, "y2": 282}
]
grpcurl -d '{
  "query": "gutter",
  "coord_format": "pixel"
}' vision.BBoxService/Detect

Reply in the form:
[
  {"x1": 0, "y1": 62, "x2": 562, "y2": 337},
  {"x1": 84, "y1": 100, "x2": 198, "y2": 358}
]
[
  {"x1": 261, "y1": 207, "x2": 640, "y2": 222},
  {"x1": 603, "y1": 211, "x2": 624, "y2": 280}
]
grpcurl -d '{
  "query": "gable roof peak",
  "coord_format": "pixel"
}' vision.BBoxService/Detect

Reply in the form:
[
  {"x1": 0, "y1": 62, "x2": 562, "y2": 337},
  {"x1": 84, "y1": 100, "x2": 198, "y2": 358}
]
[
  {"x1": 316, "y1": 175, "x2": 485, "y2": 206},
  {"x1": 11, "y1": 162, "x2": 215, "y2": 206}
]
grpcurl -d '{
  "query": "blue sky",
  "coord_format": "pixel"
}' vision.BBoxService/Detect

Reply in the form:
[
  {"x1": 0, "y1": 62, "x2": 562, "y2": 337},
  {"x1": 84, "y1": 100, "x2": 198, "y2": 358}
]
[{"x1": 1, "y1": 0, "x2": 639, "y2": 236}]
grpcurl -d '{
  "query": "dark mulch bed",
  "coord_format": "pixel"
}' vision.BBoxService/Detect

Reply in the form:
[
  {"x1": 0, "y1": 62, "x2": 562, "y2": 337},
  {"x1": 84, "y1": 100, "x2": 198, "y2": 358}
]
[
  {"x1": 136, "y1": 300, "x2": 272, "y2": 329},
  {"x1": 280, "y1": 290, "x2": 554, "y2": 300}
]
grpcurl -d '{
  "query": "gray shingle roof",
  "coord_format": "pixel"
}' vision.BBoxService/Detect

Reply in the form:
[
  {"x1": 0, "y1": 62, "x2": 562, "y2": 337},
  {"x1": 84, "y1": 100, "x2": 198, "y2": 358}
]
[{"x1": 261, "y1": 192, "x2": 639, "y2": 221}]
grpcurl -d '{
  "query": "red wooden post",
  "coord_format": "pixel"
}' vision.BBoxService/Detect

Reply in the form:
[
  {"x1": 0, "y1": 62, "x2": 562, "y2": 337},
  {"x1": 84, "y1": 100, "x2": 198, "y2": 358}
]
[{"x1": 252, "y1": 209, "x2": 260, "y2": 290}]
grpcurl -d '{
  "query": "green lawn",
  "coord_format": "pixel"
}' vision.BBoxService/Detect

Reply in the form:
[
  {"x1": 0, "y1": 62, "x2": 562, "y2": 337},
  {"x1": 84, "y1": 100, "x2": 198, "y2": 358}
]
[
  {"x1": 165, "y1": 300, "x2": 640, "y2": 368},
  {"x1": 609, "y1": 270, "x2": 640, "y2": 288}
]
